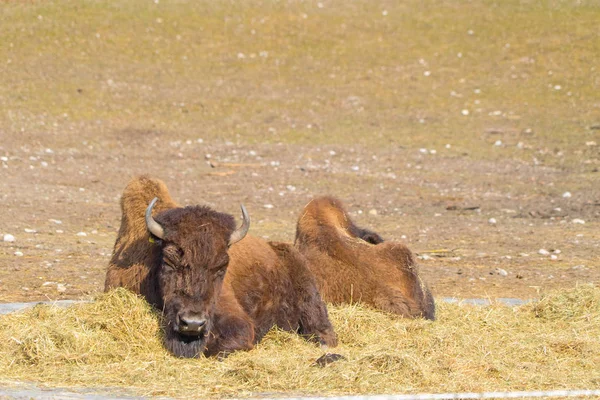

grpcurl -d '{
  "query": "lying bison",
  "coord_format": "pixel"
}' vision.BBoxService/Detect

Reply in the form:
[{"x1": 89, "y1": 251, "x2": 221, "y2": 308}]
[
  {"x1": 105, "y1": 176, "x2": 337, "y2": 358},
  {"x1": 294, "y1": 196, "x2": 435, "y2": 320}
]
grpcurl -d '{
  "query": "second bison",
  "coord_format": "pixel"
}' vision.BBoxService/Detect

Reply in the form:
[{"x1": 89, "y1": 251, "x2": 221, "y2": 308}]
[{"x1": 295, "y1": 196, "x2": 435, "y2": 320}]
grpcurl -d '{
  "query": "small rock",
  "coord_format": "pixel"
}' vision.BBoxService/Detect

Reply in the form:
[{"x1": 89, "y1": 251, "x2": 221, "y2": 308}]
[
  {"x1": 494, "y1": 140, "x2": 502, "y2": 146},
  {"x1": 368, "y1": 209, "x2": 378, "y2": 216},
  {"x1": 351, "y1": 165, "x2": 359, "y2": 171},
  {"x1": 313, "y1": 353, "x2": 346, "y2": 367},
  {"x1": 495, "y1": 268, "x2": 508, "y2": 276},
  {"x1": 538, "y1": 249, "x2": 550, "y2": 256},
  {"x1": 24, "y1": 228, "x2": 37, "y2": 233},
  {"x1": 3, "y1": 234, "x2": 15, "y2": 242},
  {"x1": 56, "y1": 284, "x2": 67, "y2": 293},
  {"x1": 572, "y1": 218, "x2": 585, "y2": 224},
  {"x1": 550, "y1": 254, "x2": 558, "y2": 260},
  {"x1": 263, "y1": 204, "x2": 274, "y2": 209},
  {"x1": 562, "y1": 191, "x2": 572, "y2": 198},
  {"x1": 76, "y1": 232, "x2": 87, "y2": 237},
  {"x1": 49, "y1": 219, "x2": 62, "y2": 224},
  {"x1": 14, "y1": 251, "x2": 23, "y2": 257},
  {"x1": 553, "y1": 249, "x2": 561, "y2": 254},
  {"x1": 488, "y1": 218, "x2": 497, "y2": 225}
]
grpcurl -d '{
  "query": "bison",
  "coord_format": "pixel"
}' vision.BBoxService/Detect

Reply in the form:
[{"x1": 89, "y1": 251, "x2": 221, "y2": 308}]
[
  {"x1": 105, "y1": 176, "x2": 337, "y2": 358},
  {"x1": 294, "y1": 196, "x2": 435, "y2": 320}
]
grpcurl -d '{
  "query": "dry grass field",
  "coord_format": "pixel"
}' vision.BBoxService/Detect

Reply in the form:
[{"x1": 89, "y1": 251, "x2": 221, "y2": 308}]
[
  {"x1": 0, "y1": 0, "x2": 599, "y2": 397},
  {"x1": 0, "y1": 286, "x2": 599, "y2": 398}
]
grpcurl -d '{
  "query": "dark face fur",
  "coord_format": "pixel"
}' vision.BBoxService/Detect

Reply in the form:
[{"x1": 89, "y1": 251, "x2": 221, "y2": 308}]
[{"x1": 152, "y1": 206, "x2": 236, "y2": 358}]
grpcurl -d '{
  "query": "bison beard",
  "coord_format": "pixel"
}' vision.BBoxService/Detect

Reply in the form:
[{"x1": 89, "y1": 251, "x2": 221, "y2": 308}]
[
  {"x1": 165, "y1": 328, "x2": 207, "y2": 358},
  {"x1": 295, "y1": 196, "x2": 435, "y2": 320},
  {"x1": 105, "y1": 176, "x2": 338, "y2": 358}
]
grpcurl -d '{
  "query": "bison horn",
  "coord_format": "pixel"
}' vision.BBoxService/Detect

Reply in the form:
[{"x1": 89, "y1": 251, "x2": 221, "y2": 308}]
[
  {"x1": 145, "y1": 197, "x2": 165, "y2": 240},
  {"x1": 228, "y1": 204, "x2": 250, "y2": 246}
]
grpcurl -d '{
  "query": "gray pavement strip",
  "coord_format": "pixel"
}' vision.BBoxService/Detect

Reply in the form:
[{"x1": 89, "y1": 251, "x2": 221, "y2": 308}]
[
  {"x1": 0, "y1": 300, "x2": 83, "y2": 315},
  {"x1": 0, "y1": 298, "x2": 530, "y2": 316},
  {"x1": 0, "y1": 384, "x2": 145, "y2": 400},
  {"x1": 2, "y1": 386, "x2": 599, "y2": 400}
]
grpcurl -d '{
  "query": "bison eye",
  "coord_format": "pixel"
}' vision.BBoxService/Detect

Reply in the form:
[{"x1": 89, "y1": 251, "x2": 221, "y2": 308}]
[{"x1": 215, "y1": 268, "x2": 226, "y2": 278}]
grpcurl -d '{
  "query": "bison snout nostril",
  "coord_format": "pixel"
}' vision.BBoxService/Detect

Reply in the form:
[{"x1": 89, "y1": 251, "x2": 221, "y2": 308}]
[{"x1": 178, "y1": 313, "x2": 207, "y2": 335}]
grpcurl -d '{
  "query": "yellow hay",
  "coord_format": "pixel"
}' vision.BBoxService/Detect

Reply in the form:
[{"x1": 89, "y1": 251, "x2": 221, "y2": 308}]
[{"x1": 1, "y1": 286, "x2": 599, "y2": 398}]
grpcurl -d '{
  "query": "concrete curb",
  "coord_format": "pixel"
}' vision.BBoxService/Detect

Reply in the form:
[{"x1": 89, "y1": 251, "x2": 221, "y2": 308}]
[{"x1": 0, "y1": 297, "x2": 530, "y2": 316}]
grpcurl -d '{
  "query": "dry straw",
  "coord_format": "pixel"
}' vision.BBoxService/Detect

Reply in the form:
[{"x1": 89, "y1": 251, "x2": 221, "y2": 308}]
[{"x1": 1, "y1": 286, "x2": 599, "y2": 398}]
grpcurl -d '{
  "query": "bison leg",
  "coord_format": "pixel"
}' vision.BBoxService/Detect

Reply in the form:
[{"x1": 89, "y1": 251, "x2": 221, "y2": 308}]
[
  {"x1": 373, "y1": 288, "x2": 436, "y2": 319},
  {"x1": 297, "y1": 291, "x2": 338, "y2": 347},
  {"x1": 204, "y1": 290, "x2": 256, "y2": 357},
  {"x1": 204, "y1": 312, "x2": 255, "y2": 357},
  {"x1": 270, "y1": 242, "x2": 338, "y2": 347}
]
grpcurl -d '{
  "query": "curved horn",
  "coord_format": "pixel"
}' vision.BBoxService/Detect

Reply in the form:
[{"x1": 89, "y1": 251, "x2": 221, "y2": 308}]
[
  {"x1": 145, "y1": 197, "x2": 165, "y2": 239},
  {"x1": 228, "y1": 204, "x2": 250, "y2": 246}
]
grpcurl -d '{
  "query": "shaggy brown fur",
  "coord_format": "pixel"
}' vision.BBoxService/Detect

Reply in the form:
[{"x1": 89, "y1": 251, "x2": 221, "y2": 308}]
[
  {"x1": 294, "y1": 196, "x2": 435, "y2": 320},
  {"x1": 105, "y1": 176, "x2": 337, "y2": 358}
]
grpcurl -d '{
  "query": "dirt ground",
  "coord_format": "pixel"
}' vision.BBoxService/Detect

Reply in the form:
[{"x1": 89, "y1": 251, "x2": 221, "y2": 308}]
[
  {"x1": 1, "y1": 136, "x2": 598, "y2": 302},
  {"x1": 0, "y1": 0, "x2": 599, "y2": 303}
]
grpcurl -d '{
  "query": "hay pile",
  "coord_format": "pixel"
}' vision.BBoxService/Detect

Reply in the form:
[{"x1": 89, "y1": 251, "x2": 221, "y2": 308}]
[{"x1": 1, "y1": 286, "x2": 599, "y2": 398}]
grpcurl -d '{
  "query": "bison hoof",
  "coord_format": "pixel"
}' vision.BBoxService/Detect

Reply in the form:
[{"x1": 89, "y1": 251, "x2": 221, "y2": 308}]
[{"x1": 313, "y1": 352, "x2": 346, "y2": 367}]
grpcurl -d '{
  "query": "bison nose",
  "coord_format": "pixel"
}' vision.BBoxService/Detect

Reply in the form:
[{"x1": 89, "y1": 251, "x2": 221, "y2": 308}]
[{"x1": 178, "y1": 313, "x2": 207, "y2": 335}]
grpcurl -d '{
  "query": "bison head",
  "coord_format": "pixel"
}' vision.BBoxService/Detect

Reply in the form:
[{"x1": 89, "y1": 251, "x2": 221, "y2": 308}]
[{"x1": 145, "y1": 197, "x2": 249, "y2": 358}]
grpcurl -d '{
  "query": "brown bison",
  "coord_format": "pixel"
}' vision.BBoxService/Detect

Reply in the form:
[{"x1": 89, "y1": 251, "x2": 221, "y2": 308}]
[
  {"x1": 294, "y1": 196, "x2": 435, "y2": 320},
  {"x1": 105, "y1": 176, "x2": 337, "y2": 358}
]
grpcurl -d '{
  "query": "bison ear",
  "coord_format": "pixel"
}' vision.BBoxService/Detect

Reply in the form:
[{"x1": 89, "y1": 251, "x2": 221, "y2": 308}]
[
  {"x1": 228, "y1": 204, "x2": 250, "y2": 246},
  {"x1": 360, "y1": 231, "x2": 384, "y2": 245}
]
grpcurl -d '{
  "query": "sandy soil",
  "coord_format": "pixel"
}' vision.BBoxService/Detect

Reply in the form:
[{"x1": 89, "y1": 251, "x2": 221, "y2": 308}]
[{"x1": 1, "y1": 133, "x2": 598, "y2": 302}]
